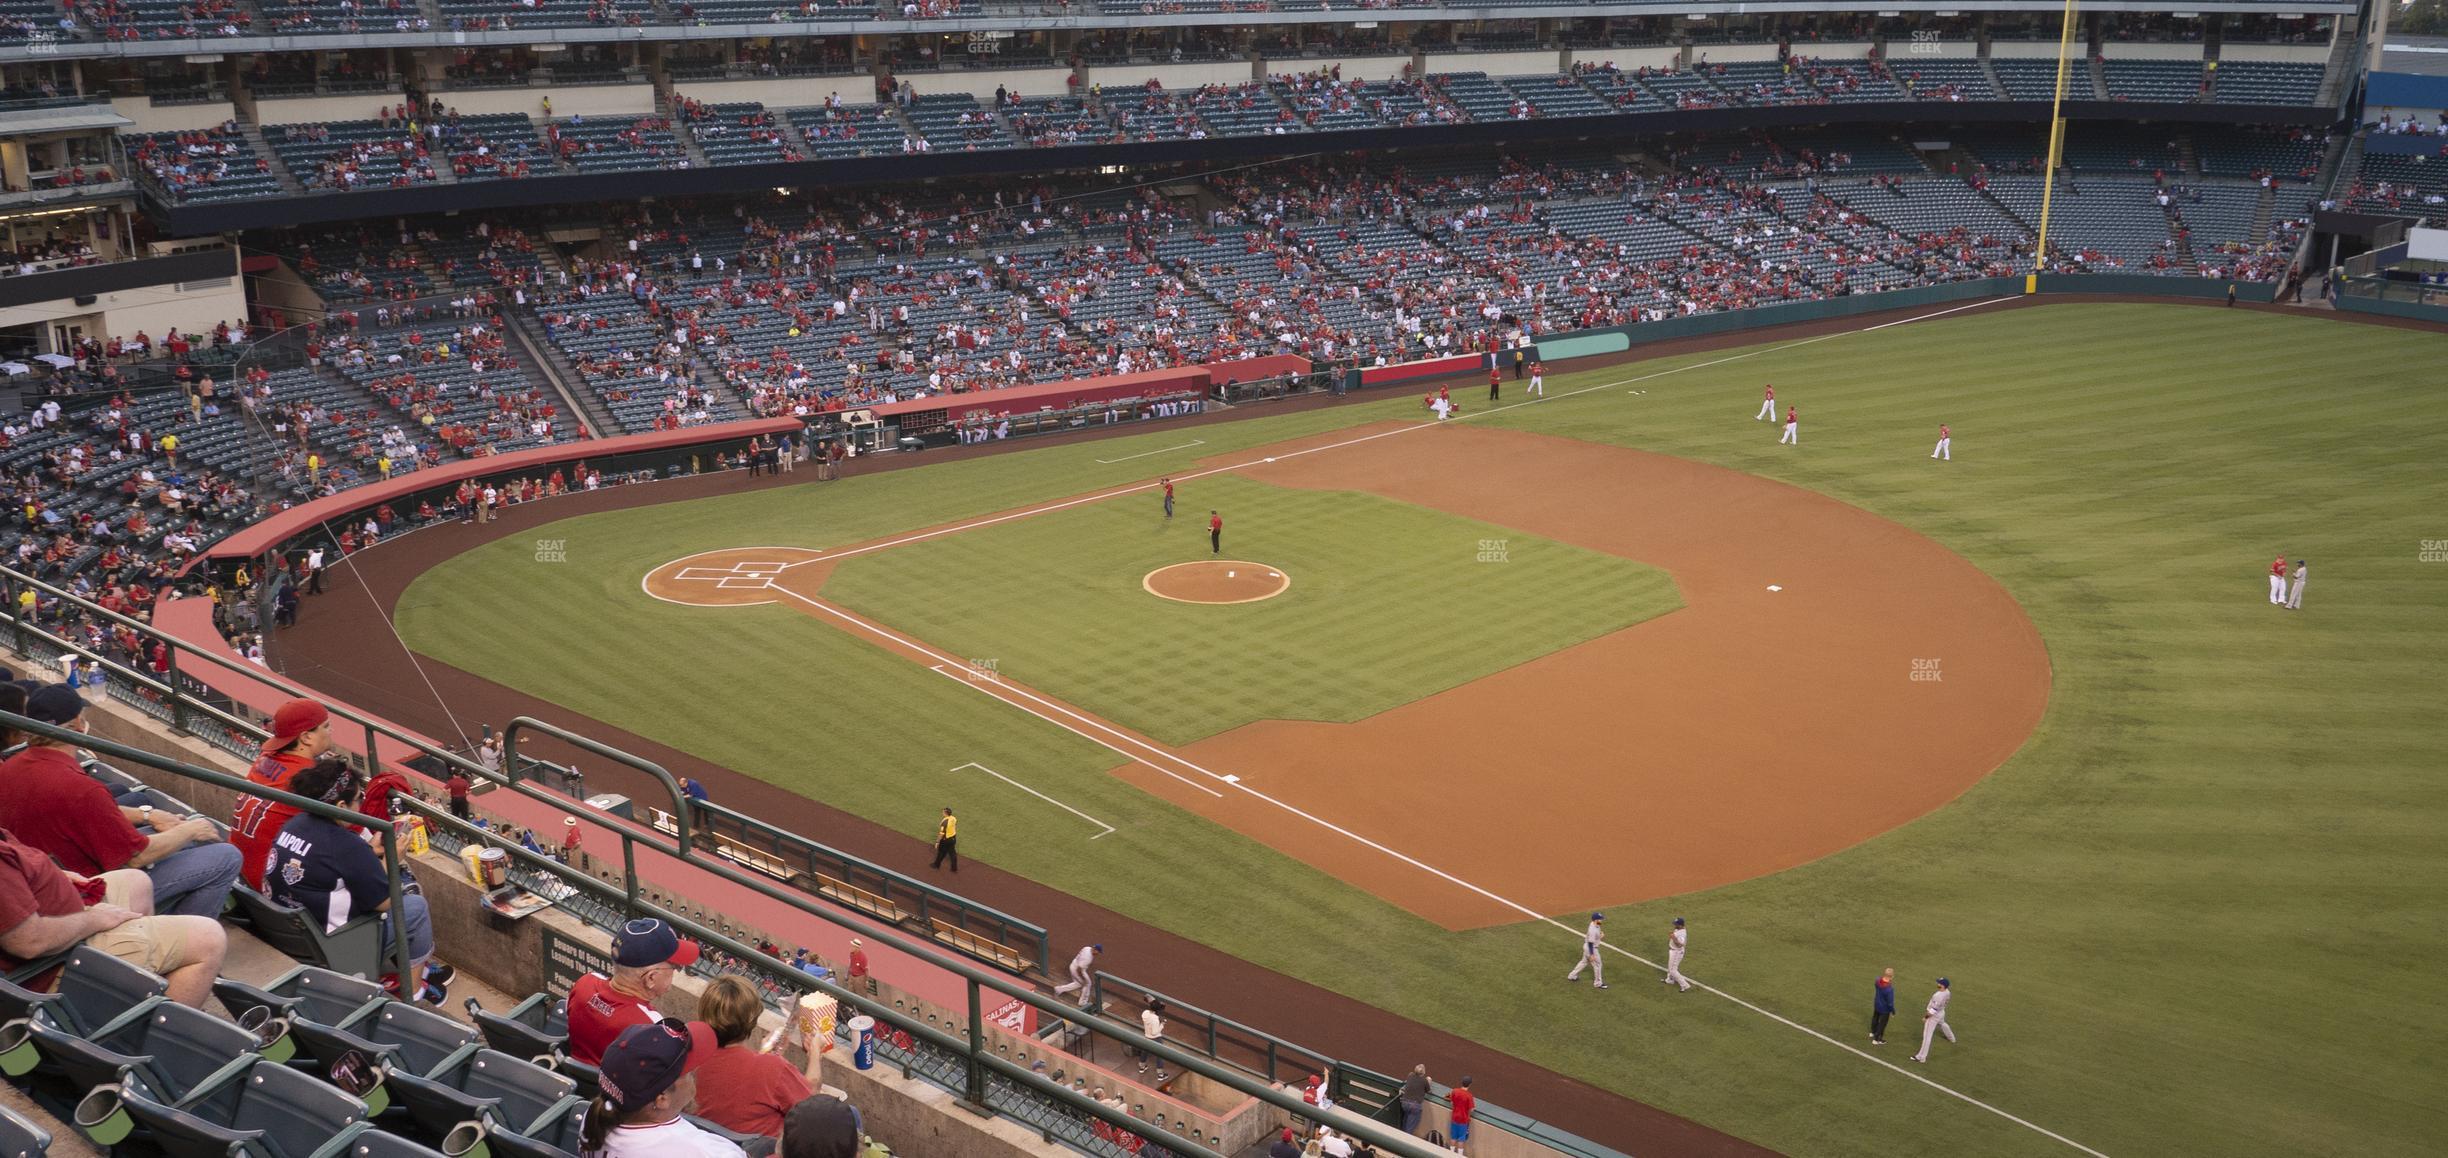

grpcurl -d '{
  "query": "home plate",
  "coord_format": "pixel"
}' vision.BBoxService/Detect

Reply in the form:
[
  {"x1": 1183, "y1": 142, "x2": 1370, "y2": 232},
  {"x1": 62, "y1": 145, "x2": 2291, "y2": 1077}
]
[{"x1": 1767, "y1": 584, "x2": 1784, "y2": 592}]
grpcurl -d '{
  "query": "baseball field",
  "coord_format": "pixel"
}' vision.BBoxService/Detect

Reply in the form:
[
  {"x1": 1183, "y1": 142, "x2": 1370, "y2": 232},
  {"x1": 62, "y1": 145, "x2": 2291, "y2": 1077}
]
[{"x1": 387, "y1": 301, "x2": 2448, "y2": 1158}]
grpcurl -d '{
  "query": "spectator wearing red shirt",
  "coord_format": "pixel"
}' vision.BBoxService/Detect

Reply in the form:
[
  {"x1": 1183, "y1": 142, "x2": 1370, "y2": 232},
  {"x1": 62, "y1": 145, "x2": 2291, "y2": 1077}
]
[
  {"x1": 232, "y1": 699, "x2": 333, "y2": 889},
  {"x1": 847, "y1": 936, "x2": 871, "y2": 996},
  {"x1": 690, "y1": 976, "x2": 823, "y2": 1138},
  {"x1": 445, "y1": 771, "x2": 472, "y2": 821},
  {"x1": 1448, "y1": 1076, "x2": 1476, "y2": 1151},
  {"x1": 566, "y1": 917, "x2": 700, "y2": 1065},
  {"x1": 0, "y1": 686, "x2": 241, "y2": 918},
  {"x1": 0, "y1": 830, "x2": 227, "y2": 1007}
]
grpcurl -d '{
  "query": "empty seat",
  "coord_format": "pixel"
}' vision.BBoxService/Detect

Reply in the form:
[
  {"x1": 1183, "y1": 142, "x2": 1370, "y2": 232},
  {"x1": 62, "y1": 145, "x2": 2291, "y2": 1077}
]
[
  {"x1": 0, "y1": 1104, "x2": 49, "y2": 1158},
  {"x1": 387, "y1": 1048, "x2": 581, "y2": 1143},
  {"x1": 230, "y1": 885, "x2": 390, "y2": 979},
  {"x1": 121, "y1": 1059, "x2": 371, "y2": 1158},
  {"x1": 467, "y1": 994, "x2": 566, "y2": 1059},
  {"x1": 29, "y1": 1001, "x2": 259, "y2": 1145}
]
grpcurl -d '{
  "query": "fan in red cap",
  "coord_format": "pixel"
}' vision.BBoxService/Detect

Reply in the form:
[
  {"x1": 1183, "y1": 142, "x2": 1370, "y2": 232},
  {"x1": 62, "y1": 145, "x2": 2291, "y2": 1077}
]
[
  {"x1": 231, "y1": 698, "x2": 331, "y2": 890},
  {"x1": 566, "y1": 918, "x2": 703, "y2": 1066},
  {"x1": 577, "y1": 1018, "x2": 733, "y2": 1157}
]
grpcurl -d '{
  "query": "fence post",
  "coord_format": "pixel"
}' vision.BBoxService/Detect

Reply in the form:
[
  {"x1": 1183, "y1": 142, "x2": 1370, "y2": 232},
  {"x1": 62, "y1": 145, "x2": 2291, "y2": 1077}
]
[
  {"x1": 2, "y1": 573, "x2": 23, "y2": 652},
  {"x1": 621, "y1": 833, "x2": 640, "y2": 912},
  {"x1": 163, "y1": 644, "x2": 188, "y2": 734},
  {"x1": 965, "y1": 979, "x2": 988, "y2": 1108}
]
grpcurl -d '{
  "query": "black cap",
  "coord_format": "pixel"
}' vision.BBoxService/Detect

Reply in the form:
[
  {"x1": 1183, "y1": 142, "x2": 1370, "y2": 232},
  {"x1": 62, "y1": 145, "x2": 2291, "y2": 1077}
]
[
  {"x1": 25, "y1": 684, "x2": 85, "y2": 726},
  {"x1": 780, "y1": 1094, "x2": 862, "y2": 1158}
]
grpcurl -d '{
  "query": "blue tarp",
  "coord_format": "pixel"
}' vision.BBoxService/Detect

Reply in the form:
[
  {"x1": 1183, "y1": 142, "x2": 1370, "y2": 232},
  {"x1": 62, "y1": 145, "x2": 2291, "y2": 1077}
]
[{"x1": 2367, "y1": 71, "x2": 2448, "y2": 111}]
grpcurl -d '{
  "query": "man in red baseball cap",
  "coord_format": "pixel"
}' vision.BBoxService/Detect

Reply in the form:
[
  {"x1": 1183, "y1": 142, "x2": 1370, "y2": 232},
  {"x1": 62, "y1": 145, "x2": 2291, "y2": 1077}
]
[
  {"x1": 578, "y1": 1018, "x2": 742, "y2": 1157},
  {"x1": 567, "y1": 918, "x2": 702, "y2": 1065},
  {"x1": 232, "y1": 698, "x2": 331, "y2": 889}
]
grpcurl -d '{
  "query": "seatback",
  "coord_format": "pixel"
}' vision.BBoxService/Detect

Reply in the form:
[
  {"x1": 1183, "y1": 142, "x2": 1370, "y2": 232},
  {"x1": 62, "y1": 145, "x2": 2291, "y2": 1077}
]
[
  {"x1": 98, "y1": 1000, "x2": 265, "y2": 1102},
  {"x1": 54, "y1": 947, "x2": 168, "y2": 1035},
  {"x1": 347, "y1": 1131, "x2": 453, "y2": 1158},
  {"x1": 0, "y1": 1104, "x2": 49, "y2": 1158},
  {"x1": 230, "y1": 1059, "x2": 370, "y2": 1158},
  {"x1": 368, "y1": 1001, "x2": 480, "y2": 1077},
  {"x1": 461, "y1": 1050, "x2": 579, "y2": 1135},
  {"x1": 282, "y1": 967, "x2": 391, "y2": 1030},
  {"x1": 467, "y1": 995, "x2": 564, "y2": 1060}
]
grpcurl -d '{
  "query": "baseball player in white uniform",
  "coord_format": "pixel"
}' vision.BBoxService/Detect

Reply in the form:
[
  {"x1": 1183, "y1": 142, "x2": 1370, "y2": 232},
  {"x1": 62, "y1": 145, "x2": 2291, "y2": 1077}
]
[
  {"x1": 2286, "y1": 560, "x2": 2307, "y2": 610},
  {"x1": 1527, "y1": 361, "x2": 1545, "y2": 397},
  {"x1": 1911, "y1": 977, "x2": 1956, "y2": 1062},
  {"x1": 1052, "y1": 943, "x2": 1101, "y2": 1003},
  {"x1": 1564, "y1": 912, "x2": 1608, "y2": 988},
  {"x1": 1779, "y1": 406, "x2": 1799, "y2": 445},
  {"x1": 2268, "y1": 555, "x2": 2289, "y2": 605},
  {"x1": 1754, "y1": 384, "x2": 1776, "y2": 421},
  {"x1": 1662, "y1": 917, "x2": 1691, "y2": 991},
  {"x1": 1931, "y1": 423, "x2": 1951, "y2": 461}
]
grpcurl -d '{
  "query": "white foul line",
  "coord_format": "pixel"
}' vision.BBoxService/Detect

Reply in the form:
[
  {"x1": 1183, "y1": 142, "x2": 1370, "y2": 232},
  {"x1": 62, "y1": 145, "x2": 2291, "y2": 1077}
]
[
  {"x1": 1095, "y1": 439, "x2": 1207, "y2": 464},
  {"x1": 957, "y1": 762, "x2": 1115, "y2": 840},
  {"x1": 669, "y1": 296, "x2": 2107, "y2": 1155}
]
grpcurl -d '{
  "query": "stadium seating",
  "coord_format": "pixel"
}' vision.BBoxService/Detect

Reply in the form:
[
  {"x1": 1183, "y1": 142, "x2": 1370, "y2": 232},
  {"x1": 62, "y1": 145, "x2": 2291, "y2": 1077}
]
[
  {"x1": 2102, "y1": 59, "x2": 2206, "y2": 103},
  {"x1": 2212, "y1": 60, "x2": 2324, "y2": 105},
  {"x1": 267, "y1": 121, "x2": 440, "y2": 190}
]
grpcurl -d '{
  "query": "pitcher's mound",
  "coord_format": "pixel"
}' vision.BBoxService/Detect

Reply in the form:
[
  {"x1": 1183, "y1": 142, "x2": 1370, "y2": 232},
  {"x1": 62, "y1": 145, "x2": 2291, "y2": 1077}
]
[{"x1": 1144, "y1": 561, "x2": 1290, "y2": 605}]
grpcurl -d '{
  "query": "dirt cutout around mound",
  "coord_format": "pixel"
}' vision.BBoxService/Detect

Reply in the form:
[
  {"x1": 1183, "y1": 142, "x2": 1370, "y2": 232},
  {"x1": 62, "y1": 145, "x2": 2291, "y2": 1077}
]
[
  {"x1": 1143, "y1": 561, "x2": 1291, "y2": 605},
  {"x1": 646, "y1": 423, "x2": 2049, "y2": 932}
]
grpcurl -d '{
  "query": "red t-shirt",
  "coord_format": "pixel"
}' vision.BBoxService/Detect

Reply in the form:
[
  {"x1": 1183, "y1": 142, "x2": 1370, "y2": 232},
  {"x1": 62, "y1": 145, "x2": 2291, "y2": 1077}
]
[
  {"x1": 233, "y1": 750, "x2": 314, "y2": 889},
  {"x1": 1209, "y1": 515, "x2": 1223, "y2": 534},
  {"x1": 0, "y1": 836, "x2": 92, "y2": 972},
  {"x1": 1449, "y1": 1088, "x2": 1475, "y2": 1125},
  {"x1": 2272, "y1": 559, "x2": 2288, "y2": 578},
  {"x1": 848, "y1": 949, "x2": 869, "y2": 979},
  {"x1": 690, "y1": 1045, "x2": 812, "y2": 1138},
  {"x1": 445, "y1": 775, "x2": 470, "y2": 801},
  {"x1": 0, "y1": 747, "x2": 148, "y2": 877},
  {"x1": 565, "y1": 974, "x2": 659, "y2": 1065}
]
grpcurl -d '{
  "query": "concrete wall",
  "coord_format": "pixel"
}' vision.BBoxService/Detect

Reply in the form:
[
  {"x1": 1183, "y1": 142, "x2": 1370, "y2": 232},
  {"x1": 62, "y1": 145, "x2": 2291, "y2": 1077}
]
[
  {"x1": 1788, "y1": 41, "x2": 1875, "y2": 61},
  {"x1": 108, "y1": 96, "x2": 237, "y2": 135},
  {"x1": 2098, "y1": 42, "x2": 2207, "y2": 62},
  {"x1": 1423, "y1": 49, "x2": 1565, "y2": 77},
  {"x1": 1094, "y1": 59, "x2": 1257, "y2": 91},
  {"x1": 2221, "y1": 45, "x2": 2332, "y2": 65},
  {"x1": 0, "y1": 276, "x2": 244, "y2": 343},
  {"x1": 1894, "y1": 40, "x2": 1980, "y2": 61},
  {"x1": 894, "y1": 66, "x2": 1074, "y2": 98},
  {"x1": 676, "y1": 77, "x2": 871, "y2": 111},
  {"x1": 441, "y1": 85, "x2": 655, "y2": 119},
  {"x1": 1687, "y1": 42, "x2": 1780, "y2": 65},
  {"x1": 1992, "y1": 41, "x2": 2082, "y2": 59},
  {"x1": 1270, "y1": 54, "x2": 1414, "y2": 84},
  {"x1": 1568, "y1": 46, "x2": 1681, "y2": 72},
  {"x1": 255, "y1": 93, "x2": 400, "y2": 128}
]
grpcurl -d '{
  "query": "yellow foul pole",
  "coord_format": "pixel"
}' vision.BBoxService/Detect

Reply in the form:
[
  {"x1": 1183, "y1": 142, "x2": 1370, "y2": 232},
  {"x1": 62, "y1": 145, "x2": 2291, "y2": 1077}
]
[{"x1": 2028, "y1": 0, "x2": 2081, "y2": 295}]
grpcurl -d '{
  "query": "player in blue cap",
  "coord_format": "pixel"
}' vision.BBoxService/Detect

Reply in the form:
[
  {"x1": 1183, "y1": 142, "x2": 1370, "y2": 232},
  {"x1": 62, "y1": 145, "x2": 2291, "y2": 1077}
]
[
  {"x1": 1664, "y1": 917, "x2": 1692, "y2": 992},
  {"x1": 1912, "y1": 976, "x2": 1956, "y2": 1063},
  {"x1": 1565, "y1": 912, "x2": 1608, "y2": 988}
]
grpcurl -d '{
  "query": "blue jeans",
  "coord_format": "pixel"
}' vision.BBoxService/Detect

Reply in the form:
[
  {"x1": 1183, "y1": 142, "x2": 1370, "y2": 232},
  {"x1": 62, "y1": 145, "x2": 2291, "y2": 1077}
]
[
  {"x1": 1401, "y1": 1100, "x2": 1423, "y2": 1135},
  {"x1": 145, "y1": 841, "x2": 242, "y2": 918},
  {"x1": 383, "y1": 892, "x2": 434, "y2": 963}
]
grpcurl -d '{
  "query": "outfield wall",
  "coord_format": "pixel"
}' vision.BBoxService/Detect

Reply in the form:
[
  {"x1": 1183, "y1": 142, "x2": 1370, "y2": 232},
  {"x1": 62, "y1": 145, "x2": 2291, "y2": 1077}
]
[{"x1": 1532, "y1": 276, "x2": 2283, "y2": 363}]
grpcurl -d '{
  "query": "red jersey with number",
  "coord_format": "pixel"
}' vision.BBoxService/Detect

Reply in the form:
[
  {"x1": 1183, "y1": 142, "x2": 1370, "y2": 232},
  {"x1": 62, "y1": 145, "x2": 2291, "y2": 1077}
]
[
  {"x1": 233, "y1": 750, "x2": 314, "y2": 889},
  {"x1": 1786, "y1": 408, "x2": 1797, "y2": 424},
  {"x1": 2272, "y1": 558, "x2": 2287, "y2": 578}
]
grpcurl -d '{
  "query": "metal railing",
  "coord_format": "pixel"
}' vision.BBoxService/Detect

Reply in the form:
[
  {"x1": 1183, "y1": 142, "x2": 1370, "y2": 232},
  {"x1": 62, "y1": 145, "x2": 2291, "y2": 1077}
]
[
  {"x1": 0, "y1": 708, "x2": 417, "y2": 989},
  {"x1": 0, "y1": 563, "x2": 1452, "y2": 1158}
]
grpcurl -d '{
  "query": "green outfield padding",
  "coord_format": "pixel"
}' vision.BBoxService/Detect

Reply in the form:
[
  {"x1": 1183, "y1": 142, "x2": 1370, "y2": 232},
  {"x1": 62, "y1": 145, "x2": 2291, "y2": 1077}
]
[{"x1": 1534, "y1": 332, "x2": 1631, "y2": 362}]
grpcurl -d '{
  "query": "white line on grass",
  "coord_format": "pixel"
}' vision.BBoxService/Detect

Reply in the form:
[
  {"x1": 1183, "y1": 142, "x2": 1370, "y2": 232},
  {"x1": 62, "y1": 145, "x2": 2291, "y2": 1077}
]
[
  {"x1": 660, "y1": 296, "x2": 2106, "y2": 1154},
  {"x1": 957, "y1": 761, "x2": 1115, "y2": 839},
  {"x1": 919, "y1": 663, "x2": 1222, "y2": 798},
  {"x1": 1095, "y1": 439, "x2": 1207, "y2": 464}
]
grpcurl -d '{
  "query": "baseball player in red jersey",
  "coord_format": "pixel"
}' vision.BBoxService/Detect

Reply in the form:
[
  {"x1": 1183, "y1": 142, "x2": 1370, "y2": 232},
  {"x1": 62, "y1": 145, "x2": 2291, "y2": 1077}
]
[
  {"x1": 2268, "y1": 555, "x2": 2289, "y2": 605},
  {"x1": 1209, "y1": 510, "x2": 1223, "y2": 555},
  {"x1": 1755, "y1": 383, "x2": 1777, "y2": 421},
  {"x1": 1931, "y1": 424, "x2": 1951, "y2": 461},
  {"x1": 1161, "y1": 477, "x2": 1174, "y2": 519},
  {"x1": 1488, "y1": 364, "x2": 1501, "y2": 402},
  {"x1": 1779, "y1": 405, "x2": 1799, "y2": 445},
  {"x1": 1527, "y1": 360, "x2": 1545, "y2": 396}
]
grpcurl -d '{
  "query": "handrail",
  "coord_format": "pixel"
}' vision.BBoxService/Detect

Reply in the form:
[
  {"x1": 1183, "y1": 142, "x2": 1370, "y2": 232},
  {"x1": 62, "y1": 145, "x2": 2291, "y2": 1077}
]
[
  {"x1": 0, "y1": 564, "x2": 1453, "y2": 1158},
  {"x1": 502, "y1": 715, "x2": 693, "y2": 856},
  {"x1": 0, "y1": 708, "x2": 417, "y2": 992}
]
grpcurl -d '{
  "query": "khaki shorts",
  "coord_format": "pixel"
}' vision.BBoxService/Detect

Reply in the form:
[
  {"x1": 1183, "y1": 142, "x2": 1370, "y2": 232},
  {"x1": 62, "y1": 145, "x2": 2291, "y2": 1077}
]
[{"x1": 89, "y1": 870, "x2": 192, "y2": 976}]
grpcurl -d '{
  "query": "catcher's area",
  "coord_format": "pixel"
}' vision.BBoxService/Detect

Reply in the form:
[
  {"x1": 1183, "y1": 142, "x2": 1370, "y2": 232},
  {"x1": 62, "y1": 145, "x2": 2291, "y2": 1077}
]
[{"x1": 647, "y1": 422, "x2": 2050, "y2": 930}]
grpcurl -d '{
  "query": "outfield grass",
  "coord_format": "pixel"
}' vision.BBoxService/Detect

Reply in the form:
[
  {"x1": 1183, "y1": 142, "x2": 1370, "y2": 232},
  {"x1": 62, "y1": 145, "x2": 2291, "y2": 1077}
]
[
  {"x1": 818, "y1": 474, "x2": 1680, "y2": 744},
  {"x1": 398, "y1": 303, "x2": 2448, "y2": 1158}
]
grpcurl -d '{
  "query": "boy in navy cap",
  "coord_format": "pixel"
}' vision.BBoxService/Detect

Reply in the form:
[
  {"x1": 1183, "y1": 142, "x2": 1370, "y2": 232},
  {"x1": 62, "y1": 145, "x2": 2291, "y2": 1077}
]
[
  {"x1": 265, "y1": 757, "x2": 451, "y2": 1003},
  {"x1": 578, "y1": 1019, "x2": 744, "y2": 1158}
]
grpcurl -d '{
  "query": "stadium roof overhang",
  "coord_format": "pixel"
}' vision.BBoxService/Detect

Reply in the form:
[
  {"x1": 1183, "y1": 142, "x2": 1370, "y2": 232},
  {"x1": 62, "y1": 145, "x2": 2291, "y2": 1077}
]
[{"x1": 0, "y1": 1, "x2": 2359, "y2": 65}]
